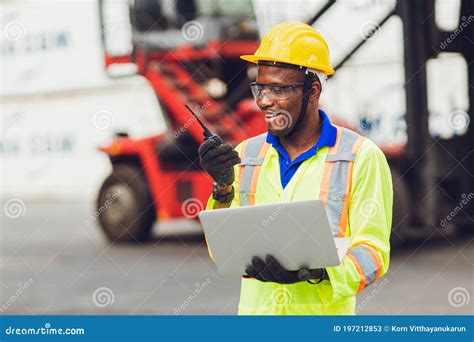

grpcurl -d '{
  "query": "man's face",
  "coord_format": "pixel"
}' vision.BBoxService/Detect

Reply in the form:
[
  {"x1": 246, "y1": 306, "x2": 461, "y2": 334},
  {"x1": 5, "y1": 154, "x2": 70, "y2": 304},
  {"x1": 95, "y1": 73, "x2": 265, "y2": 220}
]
[{"x1": 254, "y1": 65, "x2": 305, "y2": 137}]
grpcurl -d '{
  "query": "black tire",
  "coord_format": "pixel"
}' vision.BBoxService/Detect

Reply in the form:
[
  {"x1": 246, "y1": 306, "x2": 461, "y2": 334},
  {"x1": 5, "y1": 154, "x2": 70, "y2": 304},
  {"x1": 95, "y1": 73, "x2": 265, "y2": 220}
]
[
  {"x1": 96, "y1": 164, "x2": 155, "y2": 243},
  {"x1": 390, "y1": 168, "x2": 410, "y2": 248}
]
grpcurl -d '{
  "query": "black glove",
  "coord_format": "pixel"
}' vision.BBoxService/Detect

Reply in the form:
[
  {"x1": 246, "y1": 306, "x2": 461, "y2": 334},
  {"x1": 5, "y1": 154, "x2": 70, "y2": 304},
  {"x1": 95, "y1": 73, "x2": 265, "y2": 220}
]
[
  {"x1": 198, "y1": 139, "x2": 240, "y2": 187},
  {"x1": 244, "y1": 255, "x2": 322, "y2": 284}
]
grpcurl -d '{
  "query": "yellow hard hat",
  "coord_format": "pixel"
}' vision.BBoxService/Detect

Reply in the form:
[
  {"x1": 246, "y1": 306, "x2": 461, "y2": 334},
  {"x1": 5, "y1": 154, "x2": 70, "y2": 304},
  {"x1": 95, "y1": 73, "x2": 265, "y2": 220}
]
[{"x1": 241, "y1": 21, "x2": 334, "y2": 75}]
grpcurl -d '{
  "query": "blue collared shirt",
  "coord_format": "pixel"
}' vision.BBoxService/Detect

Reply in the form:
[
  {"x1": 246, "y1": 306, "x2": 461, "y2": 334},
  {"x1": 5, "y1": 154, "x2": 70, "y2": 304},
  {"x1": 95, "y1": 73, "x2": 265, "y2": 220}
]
[{"x1": 266, "y1": 109, "x2": 337, "y2": 189}]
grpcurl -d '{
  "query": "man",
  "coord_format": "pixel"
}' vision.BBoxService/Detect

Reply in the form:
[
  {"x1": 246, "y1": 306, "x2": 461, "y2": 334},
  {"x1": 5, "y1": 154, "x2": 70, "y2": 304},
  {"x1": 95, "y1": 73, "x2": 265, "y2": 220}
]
[{"x1": 198, "y1": 21, "x2": 392, "y2": 315}]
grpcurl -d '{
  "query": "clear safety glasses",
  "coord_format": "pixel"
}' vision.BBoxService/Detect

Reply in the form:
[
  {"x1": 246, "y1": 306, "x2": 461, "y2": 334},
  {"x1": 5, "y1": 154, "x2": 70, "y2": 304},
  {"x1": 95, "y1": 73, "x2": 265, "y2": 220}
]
[{"x1": 249, "y1": 82, "x2": 305, "y2": 101}]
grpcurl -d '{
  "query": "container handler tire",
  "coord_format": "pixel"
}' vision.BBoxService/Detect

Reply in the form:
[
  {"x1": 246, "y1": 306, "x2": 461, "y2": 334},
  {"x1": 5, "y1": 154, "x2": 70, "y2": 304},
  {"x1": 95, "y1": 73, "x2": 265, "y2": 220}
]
[{"x1": 96, "y1": 165, "x2": 155, "y2": 243}]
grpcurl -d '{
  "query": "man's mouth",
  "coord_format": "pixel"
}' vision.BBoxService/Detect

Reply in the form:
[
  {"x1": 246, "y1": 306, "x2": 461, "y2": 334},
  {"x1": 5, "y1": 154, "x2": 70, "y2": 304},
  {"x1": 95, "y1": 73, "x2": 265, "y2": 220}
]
[
  {"x1": 264, "y1": 112, "x2": 283, "y2": 119},
  {"x1": 263, "y1": 110, "x2": 292, "y2": 130}
]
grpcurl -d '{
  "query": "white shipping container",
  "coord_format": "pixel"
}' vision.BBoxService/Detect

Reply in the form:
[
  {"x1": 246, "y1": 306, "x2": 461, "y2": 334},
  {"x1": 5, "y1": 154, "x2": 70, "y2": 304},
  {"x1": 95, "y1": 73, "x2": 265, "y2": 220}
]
[{"x1": 1, "y1": 0, "x2": 166, "y2": 200}]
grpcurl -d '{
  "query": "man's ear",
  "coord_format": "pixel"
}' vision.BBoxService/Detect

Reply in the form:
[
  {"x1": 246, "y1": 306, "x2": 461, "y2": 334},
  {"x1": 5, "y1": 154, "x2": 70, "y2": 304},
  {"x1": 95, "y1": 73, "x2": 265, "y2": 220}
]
[{"x1": 309, "y1": 80, "x2": 321, "y2": 102}]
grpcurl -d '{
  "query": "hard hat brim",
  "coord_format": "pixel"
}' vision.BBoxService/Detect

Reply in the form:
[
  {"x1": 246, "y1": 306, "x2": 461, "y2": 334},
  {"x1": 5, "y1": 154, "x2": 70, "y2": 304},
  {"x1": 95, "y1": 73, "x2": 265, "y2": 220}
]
[{"x1": 240, "y1": 55, "x2": 334, "y2": 75}]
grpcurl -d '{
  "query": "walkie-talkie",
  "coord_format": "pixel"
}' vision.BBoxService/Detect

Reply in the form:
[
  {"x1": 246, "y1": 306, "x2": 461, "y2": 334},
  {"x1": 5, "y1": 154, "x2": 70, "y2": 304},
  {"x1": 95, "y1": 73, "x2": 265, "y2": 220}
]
[{"x1": 184, "y1": 104, "x2": 224, "y2": 145}]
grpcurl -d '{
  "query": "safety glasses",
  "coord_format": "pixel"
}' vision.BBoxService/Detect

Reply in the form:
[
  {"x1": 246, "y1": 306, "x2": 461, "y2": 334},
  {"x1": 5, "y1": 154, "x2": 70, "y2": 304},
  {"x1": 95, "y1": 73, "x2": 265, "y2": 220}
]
[{"x1": 249, "y1": 82, "x2": 305, "y2": 101}]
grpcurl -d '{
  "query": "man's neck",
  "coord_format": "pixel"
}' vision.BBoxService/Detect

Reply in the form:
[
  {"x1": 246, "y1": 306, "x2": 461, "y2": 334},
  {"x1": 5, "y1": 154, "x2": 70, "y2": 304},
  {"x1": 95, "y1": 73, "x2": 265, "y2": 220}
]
[{"x1": 279, "y1": 110, "x2": 322, "y2": 161}]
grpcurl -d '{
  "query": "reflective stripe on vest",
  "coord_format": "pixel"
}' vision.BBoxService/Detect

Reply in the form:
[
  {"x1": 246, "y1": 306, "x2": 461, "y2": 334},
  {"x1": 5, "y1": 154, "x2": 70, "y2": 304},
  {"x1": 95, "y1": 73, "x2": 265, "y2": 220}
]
[
  {"x1": 346, "y1": 243, "x2": 383, "y2": 292},
  {"x1": 320, "y1": 127, "x2": 364, "y2": 237},
  {"x1": 238, "y1": 126, "x2": 364, "y2": 238},
  {"x1": 238, "y1": 133, "x2": 270, "y2": 206}
]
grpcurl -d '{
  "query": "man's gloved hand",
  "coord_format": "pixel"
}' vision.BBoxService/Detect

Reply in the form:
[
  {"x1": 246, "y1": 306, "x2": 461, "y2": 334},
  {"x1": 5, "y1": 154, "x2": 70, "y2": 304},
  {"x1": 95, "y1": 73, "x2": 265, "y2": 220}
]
[
  {"x1": 244, "y1": 255, "x2": 322, "y2": 284},
  {"x1": 198, "y1": 139, "x2": 241, "y2": 187}
]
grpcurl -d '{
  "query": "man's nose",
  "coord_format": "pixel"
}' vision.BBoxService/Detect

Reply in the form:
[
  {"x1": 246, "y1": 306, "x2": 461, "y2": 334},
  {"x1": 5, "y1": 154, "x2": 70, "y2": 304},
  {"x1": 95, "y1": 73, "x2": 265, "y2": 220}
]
[{"x1": 257, "y1": 92, "x2": 274, "y2": 108}]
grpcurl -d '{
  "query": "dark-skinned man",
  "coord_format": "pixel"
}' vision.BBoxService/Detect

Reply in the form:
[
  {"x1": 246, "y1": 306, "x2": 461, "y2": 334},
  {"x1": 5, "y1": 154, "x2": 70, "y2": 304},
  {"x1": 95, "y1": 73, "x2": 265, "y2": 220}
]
[{"x1": 198, "y1": 21, "x2": 392, "y2": 315}]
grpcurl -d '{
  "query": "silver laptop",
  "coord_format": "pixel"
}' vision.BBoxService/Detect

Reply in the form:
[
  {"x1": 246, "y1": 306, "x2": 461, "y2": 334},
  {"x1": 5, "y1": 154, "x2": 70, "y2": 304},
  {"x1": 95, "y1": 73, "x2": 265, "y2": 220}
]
[{"x1": 198, "y1": 199, "x2": 351, "y2": 276}]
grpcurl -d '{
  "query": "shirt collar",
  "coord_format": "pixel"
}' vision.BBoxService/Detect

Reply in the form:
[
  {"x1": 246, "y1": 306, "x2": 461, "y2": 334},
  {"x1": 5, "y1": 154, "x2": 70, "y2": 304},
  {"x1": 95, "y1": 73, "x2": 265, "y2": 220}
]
[{"x1": 266, "y1": 109, "x2": 337, "y2": 150}]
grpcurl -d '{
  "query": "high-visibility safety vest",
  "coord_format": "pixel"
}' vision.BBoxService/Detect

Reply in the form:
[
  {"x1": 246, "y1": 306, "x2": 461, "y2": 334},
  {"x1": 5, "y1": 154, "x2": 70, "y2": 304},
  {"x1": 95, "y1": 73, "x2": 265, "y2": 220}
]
[{"x1": 206, "y1": 126, "x2": 393, "y2": 315}]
